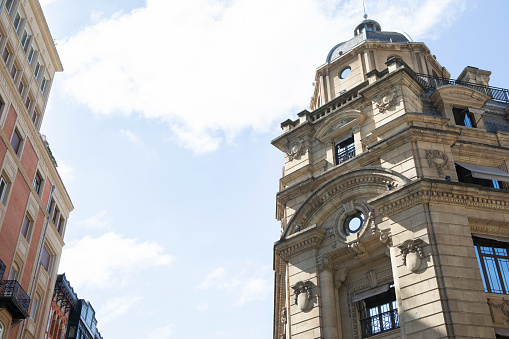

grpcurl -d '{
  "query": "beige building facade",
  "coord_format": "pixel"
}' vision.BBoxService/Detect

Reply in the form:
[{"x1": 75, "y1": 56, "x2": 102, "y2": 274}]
[{"x1": 272, "y1": 17, "x2": 509, "y2": 339}]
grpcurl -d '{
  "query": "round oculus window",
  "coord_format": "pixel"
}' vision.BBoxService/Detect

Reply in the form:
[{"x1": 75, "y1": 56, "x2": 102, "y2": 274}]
[
  {"x1": 343, "y1": 211, "x2": 364, "y2": 235},
  {"x1": 340, "y1": 67, "x2": 351, "y2": 79}
]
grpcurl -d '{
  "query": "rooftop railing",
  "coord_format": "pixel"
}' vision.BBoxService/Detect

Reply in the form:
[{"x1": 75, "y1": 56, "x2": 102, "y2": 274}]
[{"x1": 415, "y1": 73, "x2": 509, "y2": 104}]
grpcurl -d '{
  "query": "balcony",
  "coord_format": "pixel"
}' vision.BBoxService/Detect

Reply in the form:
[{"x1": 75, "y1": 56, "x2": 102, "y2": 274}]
[
  {"x1": 0, "y1": 280, "x2": 30, "y2": 319},
  {"x1": 360, "y1": 308, "x2": 400, "y2": 338},
  {"x1": 415, "y1": 73, "x2": 509, "y2": 104}
]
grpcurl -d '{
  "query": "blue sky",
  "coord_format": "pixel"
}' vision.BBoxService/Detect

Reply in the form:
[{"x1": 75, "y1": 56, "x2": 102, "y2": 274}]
[{"x1": 36, "y1": 0, "x2": 509, "y2": 338}]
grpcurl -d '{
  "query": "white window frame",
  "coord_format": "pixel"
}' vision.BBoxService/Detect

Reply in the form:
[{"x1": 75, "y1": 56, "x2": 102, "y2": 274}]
[{"x1": 13, "y1": 12, "x2": 21, "y2": 32}]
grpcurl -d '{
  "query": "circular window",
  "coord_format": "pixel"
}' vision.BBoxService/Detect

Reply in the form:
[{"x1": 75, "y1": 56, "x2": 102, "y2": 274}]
[
  {"x1": 343, "y1": 211, "x2": 364, "y2": 235},
  {"x1": 339, "y1": 67, "x2": 351, "y2": 79}
]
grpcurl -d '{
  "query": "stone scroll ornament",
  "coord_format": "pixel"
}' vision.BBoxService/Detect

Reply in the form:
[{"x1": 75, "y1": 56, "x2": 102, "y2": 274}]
[
  {"x1": 292, "y1": 281, "x2": 313, "y2": 311},
  {"x1": 425, "y1": 149, "x2": 449, "y2": 176},
  {"x1": 284, "y1": 137, "x2": 306, "y2": 161},
  {"x1": 372, "y1": 86, "x2": 398, "y2": 113},
  {"x1": 398, "y1": 239, "x2": 425, "y2": 272}
]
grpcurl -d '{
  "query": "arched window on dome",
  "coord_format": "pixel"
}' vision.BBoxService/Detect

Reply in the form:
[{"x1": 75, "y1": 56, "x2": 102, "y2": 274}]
[{"x1": 453, "y1": 107, "x2": 476, "y2": 128}]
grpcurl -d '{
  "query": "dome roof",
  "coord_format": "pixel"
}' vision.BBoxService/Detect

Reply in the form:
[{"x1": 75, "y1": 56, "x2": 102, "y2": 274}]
[{"x1": 326, "y1": 17, "x2": 410, "y2": 63}]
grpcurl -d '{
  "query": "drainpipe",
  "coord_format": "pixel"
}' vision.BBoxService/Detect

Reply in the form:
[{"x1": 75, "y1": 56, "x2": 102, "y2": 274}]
[{"x1": 19, "y1": 185, "x2": 56, "y2": 339}]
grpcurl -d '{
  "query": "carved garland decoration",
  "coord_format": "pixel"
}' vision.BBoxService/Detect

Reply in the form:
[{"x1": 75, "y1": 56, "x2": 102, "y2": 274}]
[
  {"x1": 284, "y1": 137, "x2": 306, "y2": 161},
  {"x1": 425, "y1": 149, "x2": 449, "y2": 176},
  {"x1": 372, "y1": 86, "x2": 398, "y2": 113},
  {"x1": 489, "y1": 300, "x2": 509, "y2": 324},
  {"x1": 398, "y1": 239, "x2": 426, "y2": 272},
  {"x1": 292, "y1": 281, "x2": 313, "y2": 311}
]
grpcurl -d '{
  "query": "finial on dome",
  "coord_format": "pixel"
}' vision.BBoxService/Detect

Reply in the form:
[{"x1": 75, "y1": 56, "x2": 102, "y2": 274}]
[{"x1": 363, "y1": 13, "x2": 368, "y2": 19}]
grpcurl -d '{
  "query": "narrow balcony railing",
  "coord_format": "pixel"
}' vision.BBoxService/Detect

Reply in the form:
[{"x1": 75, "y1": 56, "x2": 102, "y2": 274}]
[
  {"x1": 415, "y1": 73, "x2": 509, "y2": 104},
  {"x1": 0, "y1": 280, "x2": 30, "y2": 319},
  {"x1": 360, "y1": 309, "x2": 400, "y2": 338},
  {"x1": 0, "y1": 259, "x2": 5, "y2": 281}
]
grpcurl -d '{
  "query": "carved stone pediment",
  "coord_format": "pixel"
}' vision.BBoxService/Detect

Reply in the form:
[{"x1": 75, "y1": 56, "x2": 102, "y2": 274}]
[
  {"x1": 431, "y1": 84, "x2": 490, "y2": 109},
  {"x1": 314, "y1": 109, "x2": 366, "y2": 143}
]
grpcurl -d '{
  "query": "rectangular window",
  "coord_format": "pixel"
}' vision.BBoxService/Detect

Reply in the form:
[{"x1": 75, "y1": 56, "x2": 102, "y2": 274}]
[
  {"x1": 34, "y1": 62, "x2": 41, "y2": 79},
  {"x1": 33, "y1": 171, "x2": 42, "y2": 194},
  {"x1": 32, "y1": 109, "x2": 39, "y2": 126},
  {"x1": 455, "y1": 163, "x2": 507, "y2": 189},
  {"x1": 5, "y1": 0, "x2": 14, "y2": 13},
  {"x1": 10, "y1": 64, "x2": 17, "y2": 79},
  {"x1": 25, "y1": 95, "x2": 31, "y2": 110},
  {"x1": 335, "y1": 135, "x2": 356, "y2": 165},
  {"x1": 57, "y1": 216, "x2": 64, "y2": 233},
  {"x1": 358, "y1": 285, "x2": 399, "y2": 338},
  {"x1": 40, "y1": 77, "x2": 47, "y2": 94},
  {"x1": 10, "y1": 128, "x2": 21, "y2": 155},
  {"x1": 30, "y1": 296, "x2": 39, "y2": 319},
  {"x1": 13, "y1": 13, "x2": 21, "y2": 32},
  {"x1": 7, "y1": 266, "x2": 17, "y2": 280},
  {"x1": 40, "y1": 245, "x2": 51, "y2": 271},
  {"x1": 20, "y1": 214, "x2": 31, "y2": 240},
  {"x1": 453, "y1": 107, "x2": 477, "y2": 128},
  {"x1": 474, "y1": 237, "x2": 509, "y2": 294},
  {"x1": 2, "y1": 47, "x2": 9, "y2": 63},
  {"x1": 0, "y1": 176, "x2": 8, "y2": 203},
  {"x1": 52, "y1": 206, "x2": 59, "y2": 224},
  {"x1": 20, "y1": 30, "x2": 28, "y2": 49},
  {"x1": 18, "y1": 79, "x2": 24, "y2": 95},
  {"x1": 27, "y1": 46, "x2": 35, "y2": 64}
]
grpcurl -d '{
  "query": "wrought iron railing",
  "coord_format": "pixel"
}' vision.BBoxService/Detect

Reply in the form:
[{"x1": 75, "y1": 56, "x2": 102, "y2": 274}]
[
  {"x1": 0, "y1": 280, "x2": 30, "y2": 318},
  {"x1": 360, "y1": 309, "x2": 400, "y2": 338},
  {"x1": 0, "y1": 259, "x2": 5, "y2": 281},
  {"x1": 336, "y1": 144, "x2": 356, "y2": 165},
  {"x1": 415, "y1": 73, "x2": 509, "y2": 103}
]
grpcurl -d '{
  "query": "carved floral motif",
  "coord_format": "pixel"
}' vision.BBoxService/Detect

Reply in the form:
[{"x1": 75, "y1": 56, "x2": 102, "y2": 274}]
[
  {"x1": 372, "y1": 86, "x2": 398, "y2": 113},
  {"x1": 284, "y1": 137, "x2": 306, "y2": 161},
  {"x1": 292, "y1": 281, "x2": 313, "y2": 311},
  {"x1": 425, "y1": 149, "x2": 449, "y2": 176}
]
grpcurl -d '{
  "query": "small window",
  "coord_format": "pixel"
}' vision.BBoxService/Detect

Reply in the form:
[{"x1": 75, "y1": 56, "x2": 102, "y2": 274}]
[
  {"x1": 34, "y1": 62, "x2": 41, "y2": 79},
  {"x1": 52, "y1": 206, "x2": 59, "y2": 224},
  {"x1": 20, "y1": 214, "x2": 32, "y2": 241},
  {"x1": 359, "y1": 285, "x2": 399, "y2": 337},
  {"x1": 10, "y1": 128, "x2": 22, "y2": 155},
  {"x1": 2, "y1": 47, "x2": 9, "y2": 63},
  {"x1": 5, "y1": 0, "x2": 14, "y2": 13},
  {"x1": 453, "y1": 107, "x2": 476, "y2": 128},
  {"x1": 40, "y1": 245, "x2": 51, "y2": 271},
  {"x1": 340, "y1": 66, "x2": 351, "y2": 79},
  {"x1": 18, "y1": 79, "x2": 24, "y2": 95},
  {"x1": 335, "y1": 135, "x2": 355, "y2": 165},
  {"x1": 27, "y1": 46, "x2": 35, "y2": 64},
  {"x1": 57, "y1": 216, "x2": 65, "y2": 233},
  {"x1": 48, "y1": 198, "x2": 55, "y2": 214},
  {"x1": 40, "y1": 76, "x2": 48, "y2": 94},
  {"x1": 7, "y1": 265, "x2": 17, "y2": 280},
  {"x1": 33, "y1": 171, "x2": 42, "y2": 194},
  {"x1": 32, "y1": 109, "x2": 40, "y2": 128},
  {"x1": 20, "y1": 30, "x2": 29, "y2": 50},
  {"x1": 13, "y1": 13, "x2": 21, "y2": 32},
  {"x1": 0, "y1": 175, "x2": 9, "y2": 203},
  {"x1": 10, "y1": 64, "x2": 17, "y2": 79},
  {"x1": 343, "y1": 211, "x2": 365, "y2": 235},
  {"x1": 25, "y1": 94, "x2": 31, "y2": 110},
  {"x1": 474, "y1": 237, "x2": 509, "y2": 294},
  {"x1": 30, "y1": 296, "x2": 39, "y2": 319},
  {"x1": 455, "y1": 163, "x2": 502, "y2": 189}
]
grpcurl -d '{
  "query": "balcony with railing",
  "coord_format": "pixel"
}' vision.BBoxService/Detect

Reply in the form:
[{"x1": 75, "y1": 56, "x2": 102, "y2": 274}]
[
  {"x1": 415, "y1": 73, "x2": 509, "y2": 104},
  {"x1": 0, "y1": 280, "x2": 30, "y2": 319},
  {"x1": 360, "y1": 308, "x2": 400, "y2": 338}
]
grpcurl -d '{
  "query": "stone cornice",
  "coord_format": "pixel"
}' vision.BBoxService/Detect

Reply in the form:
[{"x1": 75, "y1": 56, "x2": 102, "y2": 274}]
[
  {"x1": 370, "y1": 179, "x2": 509, "y2": 217},
  {"x1": 275, "y1": 225, "x2": 326, "y2": 261}
]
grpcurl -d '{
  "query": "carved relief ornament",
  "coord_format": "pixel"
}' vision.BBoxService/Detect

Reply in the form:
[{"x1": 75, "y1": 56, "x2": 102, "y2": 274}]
[
  {"x1": 292, "y1": 281, "x2": 313, "y2": 311},
  {"x1": 372, "y1": 86, "x2": 398, "y2": 113},
  {"x1": 284, "y1": 137, "x2": 306, "y2": 161},
  {"x1": 489, "y1": 300, "x2": 509, "y2": 324},
  {"x1": 398, "y1": 239, "x2": 425, "y2": 272},
  {"x1": 425, "y1": 149, "x2": 449, "y2": 176}
]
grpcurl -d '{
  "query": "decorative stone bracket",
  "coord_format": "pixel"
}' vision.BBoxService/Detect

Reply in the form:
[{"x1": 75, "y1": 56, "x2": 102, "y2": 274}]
[
  {"x1": 292, "y1": 281, "x2": 313, "y2": 311},
  {"x1": 398, "y1": 239, "x2": 425, "y2": 272},
  {"x1": 348, "y1": 241, "x2": 368, "y2": 260}
]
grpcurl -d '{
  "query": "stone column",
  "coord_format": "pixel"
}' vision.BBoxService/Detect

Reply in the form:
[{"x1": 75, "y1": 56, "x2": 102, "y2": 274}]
[{"x1": 319, "y1": 266, "x2": 338, "y2": 339}]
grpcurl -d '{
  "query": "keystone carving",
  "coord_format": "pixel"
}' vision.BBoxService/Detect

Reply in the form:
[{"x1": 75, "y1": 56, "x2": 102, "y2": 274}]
[
  {"x1": 398, "y1": 239, "x2": 426, "y2": 272},
  {"x1": 292, "y1": 281, "x2": 313, "y2": 311},
  {"x1": 372, "y1": 86, "x2": 398, "y2": 113},
  {"x1": 425, "y1": 149, "x2": 449, "y2": 176},
  {"x1": 284, "y1": 137, "x2": 306, "y2": 161}
]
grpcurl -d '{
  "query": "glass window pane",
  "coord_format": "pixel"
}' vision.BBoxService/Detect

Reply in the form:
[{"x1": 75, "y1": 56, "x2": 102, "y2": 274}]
[
  {"x1": 484, "y1": 256, "x2": 503, "y2": 293},
  {"x1": 475, "y1": 246, "x2": 488, "y2": 292}
]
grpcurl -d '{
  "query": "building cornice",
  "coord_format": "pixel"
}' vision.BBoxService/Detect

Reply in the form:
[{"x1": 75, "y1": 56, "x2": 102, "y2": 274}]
[{"x1": 274, "y1": 224, "x2": 325, "y2": 261}]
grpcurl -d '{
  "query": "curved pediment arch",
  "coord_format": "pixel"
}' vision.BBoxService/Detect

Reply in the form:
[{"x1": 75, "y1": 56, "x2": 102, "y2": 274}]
[
  {"x1": 314, "y1": 109, "x2": 366, "y2": 143},
  {"x1": 430, "y1": 84, "x2": 490, "y2": 109},
  {"x1": 280, "y1": 167, "x2": 410, "y2": 239}
]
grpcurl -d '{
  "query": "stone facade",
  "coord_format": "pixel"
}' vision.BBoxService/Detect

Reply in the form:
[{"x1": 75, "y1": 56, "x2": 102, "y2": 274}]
[{"x1": 272, "y1": 18, "x2": 509, "y2": 339}]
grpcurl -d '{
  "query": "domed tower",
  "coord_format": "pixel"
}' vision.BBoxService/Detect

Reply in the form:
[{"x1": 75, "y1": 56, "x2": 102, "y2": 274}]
[{"x1": 272, "y1": 15, "x2": 509, "y2": 339}]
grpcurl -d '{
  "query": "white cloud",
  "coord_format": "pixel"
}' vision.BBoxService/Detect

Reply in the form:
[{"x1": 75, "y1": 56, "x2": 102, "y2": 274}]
[
  {"x1": 197, "y1": 265, "x2": 271, "y2": 306},
  {"x1": 39, "y1": 0, "x2": 60, "y2": 7},
  {"x1": 120, "y1": 128, "x2": 142, "y2": 144},
  {"x1": 196, "y1": 302, "x2": 209, "y2": 311},
  {"x1": 99, "y1": 295, "x2": 142, "y2": 323},
  {"x1": 60, "y1": 232, "x2": 174, "y2": 288},
  {"x1": 56, "y1": 158, "x2": 76, "y2": 183},
  {"x1": 76, "y1": 210, "x2": 111, "y2": 229},
  {"x1": 147, "y1": 324, "x2": 173, "y2": 339},
  {"x1": 58, "y1": 0, "x2": 467, "y2": 153}
]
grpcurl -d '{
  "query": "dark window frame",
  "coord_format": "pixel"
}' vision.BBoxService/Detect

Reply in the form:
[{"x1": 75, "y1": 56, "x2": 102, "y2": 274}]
[
  {"x1": 474, "y1": 237, "x2": 509, "y2": 294},
  {"x1": 453, "y1": 107, "x2": 477, "y2": 128},
  {"x1": 358, "y1": 285, "x2": 400, "y2": 338},
  {"x1": 455, "y1": 164, "x2": 502, "y2": 189},
  {"x1": 335, "y1": 135, "x2": 356, "y2": 165}
]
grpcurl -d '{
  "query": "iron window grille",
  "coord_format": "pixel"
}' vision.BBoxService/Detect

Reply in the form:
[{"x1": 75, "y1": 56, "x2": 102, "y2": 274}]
[
  {"x1": 335, "y1": 136, "x2": 355, "y2": 165},
  {"x1": 474, "y1": 237, "x2": 509, "y2": 294},
  {"x1": 358, "y1": 286, "x2": 399, "y2": 337}
]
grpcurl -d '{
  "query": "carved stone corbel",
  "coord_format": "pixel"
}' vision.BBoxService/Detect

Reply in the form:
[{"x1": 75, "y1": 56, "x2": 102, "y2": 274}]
[
  {"x1": 398, "y1": 239, "x2": 426, "y2": 272},
  {"x1": 292, "y1": 281, "x2": 313, "y2": 311},
  {"x1": 318, "y1": 254, "x2": 337, "y2": 272},
  {"x1": 334, "y1": 268, "x2": 349, "y2": 289},
  {"x1": 348, "y1": 241, "x2": 368, "y2": 260},
  {"x1": 379, "y1": 228, "x2": 392, "y2": 247}
]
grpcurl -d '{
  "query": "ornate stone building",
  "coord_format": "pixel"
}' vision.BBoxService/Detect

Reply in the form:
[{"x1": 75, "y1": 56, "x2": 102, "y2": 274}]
[
  {"x1": 272, "y1": 17, "x2": 509, "y2": 339},
  {"x1": 0, "y1": 0, "x2": 73, "y2": 338}
]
